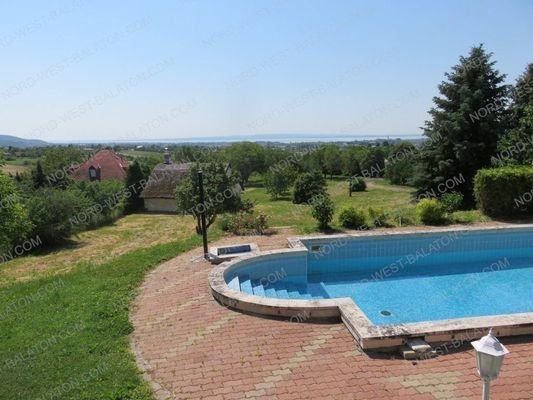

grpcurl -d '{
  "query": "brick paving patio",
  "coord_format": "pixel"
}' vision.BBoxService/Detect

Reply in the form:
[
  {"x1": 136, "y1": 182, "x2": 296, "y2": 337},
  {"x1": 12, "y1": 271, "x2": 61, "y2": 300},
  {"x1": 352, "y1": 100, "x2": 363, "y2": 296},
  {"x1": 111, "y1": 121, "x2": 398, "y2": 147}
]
[{"x1": 130, "y1": 234, "x2": 533, "y2": 400}]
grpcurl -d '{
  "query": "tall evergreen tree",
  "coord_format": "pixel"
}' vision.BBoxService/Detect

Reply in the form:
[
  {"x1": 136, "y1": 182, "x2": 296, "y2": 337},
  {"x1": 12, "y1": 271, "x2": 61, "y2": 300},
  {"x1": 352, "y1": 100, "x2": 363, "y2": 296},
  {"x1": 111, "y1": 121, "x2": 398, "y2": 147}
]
[
  {"x1": 509, "y1": 63, "x2": 533, "y2": 123},
  {"x1": 496, "y1": 64, "x2": 533, "y2": 165},
  {"x1": 32, "y1": 160, "x2": 46, "y2": 188},
  {"x1": 124, "y1": 160, "x2": 150, "y2": 213},
  {"x1": 414, "y1": 45, "x2": 509, "y2": 206}
]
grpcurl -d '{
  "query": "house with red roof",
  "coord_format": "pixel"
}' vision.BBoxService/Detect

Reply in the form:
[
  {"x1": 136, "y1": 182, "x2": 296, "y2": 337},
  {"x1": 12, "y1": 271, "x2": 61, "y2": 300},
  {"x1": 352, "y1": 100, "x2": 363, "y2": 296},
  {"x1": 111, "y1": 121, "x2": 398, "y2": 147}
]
[{"x1": 70, "y1": 149, "x2": 129, "y2": 182}]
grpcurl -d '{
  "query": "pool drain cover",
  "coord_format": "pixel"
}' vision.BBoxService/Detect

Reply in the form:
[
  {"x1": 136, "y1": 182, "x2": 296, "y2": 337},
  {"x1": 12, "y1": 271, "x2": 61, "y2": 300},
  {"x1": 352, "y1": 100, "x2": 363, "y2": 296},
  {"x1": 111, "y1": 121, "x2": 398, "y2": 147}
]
[{"x1": 380, "y1": 310, "x2": 392, "y2": 317}]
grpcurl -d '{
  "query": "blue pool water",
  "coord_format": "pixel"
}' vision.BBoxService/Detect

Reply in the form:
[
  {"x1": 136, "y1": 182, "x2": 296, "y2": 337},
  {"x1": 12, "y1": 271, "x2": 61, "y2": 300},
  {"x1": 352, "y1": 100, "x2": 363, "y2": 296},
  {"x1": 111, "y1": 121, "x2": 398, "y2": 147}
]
[{"x1": 226, "y1": 228, "x2": 533, "y2": 325}]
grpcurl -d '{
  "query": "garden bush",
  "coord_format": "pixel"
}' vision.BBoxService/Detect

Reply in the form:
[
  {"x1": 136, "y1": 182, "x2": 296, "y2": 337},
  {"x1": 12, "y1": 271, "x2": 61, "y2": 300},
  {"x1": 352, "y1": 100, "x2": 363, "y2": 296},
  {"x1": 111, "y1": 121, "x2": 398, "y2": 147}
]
[
  {"x1": 416, "y1": 198, "x2": 445, "y2": 225},
  {"x1": 27, "y1": 188, "x2": 93, "y2": 244},
  {"x1": 474, "y1": 166, "x2": 533, "y2": 217},
  {"x1": 368, "y1": 206, "x2": 387, "y2": 227},
  {"x1": 293, "y1": 171, "x2": 327, "y2": 204},
  {"x1": 440, "y1": 192, "x2": 464, "y2": 213},
  {"x1": 218, "y1": 212, "x2": 269, "y2": 235},
  {"x1": 338, "y1": 207, "x2": 366, "y2": 229},
  {"x1": 350, "y1": 177, "x2": 367, "y2": 192},
  {"x1": 311, "y1": 194, "x2": 335, "y2": 231}
]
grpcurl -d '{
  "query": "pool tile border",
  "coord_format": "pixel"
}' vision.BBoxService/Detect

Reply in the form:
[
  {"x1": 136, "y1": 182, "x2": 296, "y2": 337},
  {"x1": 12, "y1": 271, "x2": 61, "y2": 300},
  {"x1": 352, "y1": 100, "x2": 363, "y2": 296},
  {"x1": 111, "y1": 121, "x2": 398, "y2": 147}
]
[{"x1": 208, "y1": 224, "x2": 533, "y2": 350}]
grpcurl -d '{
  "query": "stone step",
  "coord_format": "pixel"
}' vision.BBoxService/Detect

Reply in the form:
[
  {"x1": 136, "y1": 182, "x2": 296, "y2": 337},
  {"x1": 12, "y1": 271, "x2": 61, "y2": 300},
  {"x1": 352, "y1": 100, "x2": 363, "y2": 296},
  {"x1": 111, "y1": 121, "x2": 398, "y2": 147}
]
[
  {"x1": 227, "y1": 276, "x2": 240, "y2": 292},
  {"x1": 239, "y1": 275, "x2": 253, "y2": 294}
]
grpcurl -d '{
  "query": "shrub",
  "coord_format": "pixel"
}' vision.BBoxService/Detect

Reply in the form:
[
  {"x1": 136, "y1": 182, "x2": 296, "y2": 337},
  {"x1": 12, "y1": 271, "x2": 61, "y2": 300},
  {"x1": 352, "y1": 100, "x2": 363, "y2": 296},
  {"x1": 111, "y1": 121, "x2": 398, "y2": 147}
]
[
  {"x1": 368, "y1": 206, "x2": 387, "y2": 227},
  {"x1": 440, "y1": 192, "x2": 464, "y2": 213},
  {"x1": 238, "y1": 198, "x2": 255, "y2": 213},
  {"x1": 350, "y1": 177, "x2": 367, "y2": 192},
  {"x1": 311, "y1": 194, "x2": 335, "y2": 231},
  {"x1": 474, "y1": 166, "x2": 533, "y2": 217},
  {"x1": 218, "y1": 212, "x2": 269, "y2": 235},
  {"x1": 0, "y1": 175, "x2": 33, "y2": 255},
  {"x1": 77, "y1": 180, "x2": 125, "y2": 226},
  {"x1": 338, "y1": 207, "x2": 366, "y2": 229},
  {"x1": 27, "y1": 188, "x2": 92, "y2": 244},
  {"x1": 416, "y1": 198, "x2": 445, "y2": 225},
  {"x1": 293, "y1": 171, "x2": 327, "y2": 204}
]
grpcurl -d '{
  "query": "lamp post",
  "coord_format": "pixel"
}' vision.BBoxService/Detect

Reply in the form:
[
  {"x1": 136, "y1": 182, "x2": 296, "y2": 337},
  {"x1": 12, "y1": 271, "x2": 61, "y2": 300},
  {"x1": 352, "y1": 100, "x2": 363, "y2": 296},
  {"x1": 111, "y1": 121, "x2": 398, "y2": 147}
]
[
  {"x1": 471, "y1": 328, "x2": 510, "y2": 400},
  {"x1": 197, "y1": 169, "x2": 209, "y2": 259}
]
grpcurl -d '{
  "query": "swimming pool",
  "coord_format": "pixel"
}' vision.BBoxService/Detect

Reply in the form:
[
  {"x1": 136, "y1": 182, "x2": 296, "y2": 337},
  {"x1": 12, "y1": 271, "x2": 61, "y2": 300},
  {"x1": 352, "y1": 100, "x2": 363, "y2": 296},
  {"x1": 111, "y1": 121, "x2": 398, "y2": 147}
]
[{"x1": 209, "y1": 225, "x2": 533, "y2": 349}]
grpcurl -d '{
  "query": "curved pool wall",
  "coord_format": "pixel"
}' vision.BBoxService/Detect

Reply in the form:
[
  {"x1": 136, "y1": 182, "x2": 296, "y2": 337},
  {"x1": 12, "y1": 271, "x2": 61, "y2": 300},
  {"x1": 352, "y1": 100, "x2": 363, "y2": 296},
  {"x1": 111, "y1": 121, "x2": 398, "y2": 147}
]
[{"x1": 209, "y1": 225, "x2": 533, "y2": 350}]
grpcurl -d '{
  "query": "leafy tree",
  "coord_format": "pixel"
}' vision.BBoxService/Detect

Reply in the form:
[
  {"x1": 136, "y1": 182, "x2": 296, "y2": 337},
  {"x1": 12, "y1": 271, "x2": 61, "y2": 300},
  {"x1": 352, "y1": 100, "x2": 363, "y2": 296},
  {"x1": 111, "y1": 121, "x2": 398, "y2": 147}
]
[
  {"x1": 311, "y1": 193, "x2": 335, "y2": 231},
  {"x1": 342, "y1": 146, "x2": 363, "y2": 177},
  {"x1": 223, "y1": 142, "x2": 266, "y2": 188},
  {"x1": 360, "y1": 147, "x2": 385, "y2": 178},
  {"x1": 414, "y1": 45, "x2": 509, "y2": 206},
  {"x1": 175, "y1": 162, "x2": 242, "y2": 233},
  {"x1": 293, "y1": 171, "x2": 327, "y2": 204},
  {"x1": 124, "y1": 160, "x2": 151, "y2": 213},
  {"x1": 264, "y1": 167, "x2": 295, "y2": 200},
  {"x1": 384, "y1": 142, "x2": 417, "y2": 185},
  {"x1": 263, "y1": 147, "x2": 293, "y2": 170},
  {"x1": 301, "y1": 147, "x2": 324, "y2": 173},
  {"x1": 40, "y1": 146, "x2": 86, "y2": 187},
  {"x1": 0, "y1": 175, "x2": 33, "y2": 254},
  {"x1": 174, "y1": 145, "x2": 214, "y2": 163},
  {"x1": 0, "y1": 147, "x2": 5, "y2": 169},
  {"x1": 27, "y1": 188, "x2": 92, "y2": 244},
  {"x1": 322, "y1": 144, "x2": 342, "y2": 178}
]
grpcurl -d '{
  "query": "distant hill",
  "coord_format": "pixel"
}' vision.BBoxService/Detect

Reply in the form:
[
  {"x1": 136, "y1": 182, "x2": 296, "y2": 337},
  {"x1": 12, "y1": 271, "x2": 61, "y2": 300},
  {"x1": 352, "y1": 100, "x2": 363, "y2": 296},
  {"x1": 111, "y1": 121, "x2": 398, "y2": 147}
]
[{"x1": 0, "y1": 135, "x2": 49, "y2": 148}]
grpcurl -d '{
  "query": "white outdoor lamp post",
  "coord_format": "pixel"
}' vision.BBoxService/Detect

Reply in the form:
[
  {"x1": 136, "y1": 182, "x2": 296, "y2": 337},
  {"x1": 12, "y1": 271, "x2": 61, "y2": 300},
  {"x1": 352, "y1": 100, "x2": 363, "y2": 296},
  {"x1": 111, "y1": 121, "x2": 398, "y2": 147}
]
[{"x1": 471, "y1": 328, "x2": 510, "y2": 400}]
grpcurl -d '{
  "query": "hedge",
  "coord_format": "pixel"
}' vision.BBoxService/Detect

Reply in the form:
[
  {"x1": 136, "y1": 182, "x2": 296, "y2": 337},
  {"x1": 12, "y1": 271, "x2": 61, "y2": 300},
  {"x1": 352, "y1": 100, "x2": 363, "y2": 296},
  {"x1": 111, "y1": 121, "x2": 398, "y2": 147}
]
[{"x1": 474, "y1": 166, "x2": 533, "y2": 217}]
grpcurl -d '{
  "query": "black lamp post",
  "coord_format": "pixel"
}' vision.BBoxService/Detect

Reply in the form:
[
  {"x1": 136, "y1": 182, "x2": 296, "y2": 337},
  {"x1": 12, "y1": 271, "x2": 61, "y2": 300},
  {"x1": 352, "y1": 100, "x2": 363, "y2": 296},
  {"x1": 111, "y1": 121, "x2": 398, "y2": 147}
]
[{"x1": 197, "y1": 170, "x2": 209, "y2": 259}]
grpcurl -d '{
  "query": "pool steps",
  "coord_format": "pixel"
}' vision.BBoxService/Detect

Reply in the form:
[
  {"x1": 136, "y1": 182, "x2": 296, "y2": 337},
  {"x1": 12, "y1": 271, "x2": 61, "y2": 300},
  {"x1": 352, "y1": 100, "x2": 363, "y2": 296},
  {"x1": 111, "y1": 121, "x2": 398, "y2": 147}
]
[{"x1": 238, "y1": 277, "x2": 323, "y2": 300}]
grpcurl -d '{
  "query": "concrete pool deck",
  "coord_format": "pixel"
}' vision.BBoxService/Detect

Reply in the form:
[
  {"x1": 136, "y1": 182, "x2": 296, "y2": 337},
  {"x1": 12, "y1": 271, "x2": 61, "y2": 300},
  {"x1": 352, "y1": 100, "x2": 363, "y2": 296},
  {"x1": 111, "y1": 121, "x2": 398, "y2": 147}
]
[{"x1": 131, "y1": 231, "x2": 533, "y2": 400}]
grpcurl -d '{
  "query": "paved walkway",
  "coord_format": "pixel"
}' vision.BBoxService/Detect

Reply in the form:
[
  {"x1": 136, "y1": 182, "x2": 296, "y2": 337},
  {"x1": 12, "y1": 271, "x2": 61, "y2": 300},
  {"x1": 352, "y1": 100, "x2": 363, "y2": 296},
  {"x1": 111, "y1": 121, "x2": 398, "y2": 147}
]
[{"x1": 130, "y1": 235, "x2": 533, "y2": 400}]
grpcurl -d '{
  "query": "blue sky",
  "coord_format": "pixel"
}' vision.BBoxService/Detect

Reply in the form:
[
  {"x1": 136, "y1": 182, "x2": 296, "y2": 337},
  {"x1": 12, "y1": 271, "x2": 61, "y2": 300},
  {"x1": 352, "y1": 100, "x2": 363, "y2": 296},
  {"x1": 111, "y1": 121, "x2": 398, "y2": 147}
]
[{"x1": 0, "y1": 0, "x2": 531, "y2": 142}]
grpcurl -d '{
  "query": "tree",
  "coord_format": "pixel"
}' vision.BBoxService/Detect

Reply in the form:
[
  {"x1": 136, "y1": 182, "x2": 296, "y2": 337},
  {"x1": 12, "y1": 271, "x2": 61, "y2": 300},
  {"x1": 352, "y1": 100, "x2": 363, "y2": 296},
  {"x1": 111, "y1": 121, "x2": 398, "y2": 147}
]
[
  {"x1": 342, "y1": 146, "x2": 363, "y2": 177},
  {"x1": 360, "y1": 147, "x2": 385, "y2": 178},
  {"x1": 40, "y1": 146, "x2": 86, "y2": 187},
  {"x1": 175, "y1": 162, "x2": 242, "y2": 233},
  {"x1": 322, "y1": 144, "x2": 342, "y2": 178},
  {"x1": 223, "y1": 142, "x2": 266, "y2": 188},
  {"x1": 124, "y1": 160, "x2": 151, "y2": 213},
  {"x1": 496, "y1": 64, "x2": 533, "y2": 165},
  {"x1": 0, "y1": 175, "x2": 33, "y2": 254},
  {"x1": 496, "y1": 105, "x2": 533, "y2": 165},
  {"x1": 264, "y1": 167, "x2": 295, "y2": 200},
  {"x1": 311, "y1": 193, "x2": 335, "y2": 231},
  {"x1": 384, "y1": 142, "x2": 417, "y2": 185},
  {"x1": 0, "y1": 147, "x2": 5, "y2": 169},
  {"x1": 414, "y1": 45, "x2": 509, "y2": 206},
  {"x1": 293, "y1": 171, "x2": 327, "y2": 204},
  {"x1": 32, "y1": 160, "x2": 46, "y2": 188},
  {"x1": 509, "y1": 63, "x2": 533, "y2": 124}
]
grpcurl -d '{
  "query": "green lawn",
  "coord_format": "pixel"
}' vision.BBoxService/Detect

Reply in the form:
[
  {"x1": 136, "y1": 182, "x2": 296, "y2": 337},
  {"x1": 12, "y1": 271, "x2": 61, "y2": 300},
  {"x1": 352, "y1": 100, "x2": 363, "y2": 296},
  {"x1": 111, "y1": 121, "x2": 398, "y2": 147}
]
[
  {"x1": 0, "y1": 214, "x2": 215, "y2": 400},
  {"x1": 118, "y1": 150, "x2": 163, "y2": 160},
  {"x1": 243, "y1": 177, "x2": 488, "y2": 233}
]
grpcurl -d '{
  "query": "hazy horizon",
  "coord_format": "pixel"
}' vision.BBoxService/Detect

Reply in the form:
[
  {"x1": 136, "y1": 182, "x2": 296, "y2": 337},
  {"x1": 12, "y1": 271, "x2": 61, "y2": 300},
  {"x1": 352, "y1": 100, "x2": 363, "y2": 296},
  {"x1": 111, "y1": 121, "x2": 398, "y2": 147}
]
[{"x1": 1, "y1": 0, "x2": 531, "y2": 142}]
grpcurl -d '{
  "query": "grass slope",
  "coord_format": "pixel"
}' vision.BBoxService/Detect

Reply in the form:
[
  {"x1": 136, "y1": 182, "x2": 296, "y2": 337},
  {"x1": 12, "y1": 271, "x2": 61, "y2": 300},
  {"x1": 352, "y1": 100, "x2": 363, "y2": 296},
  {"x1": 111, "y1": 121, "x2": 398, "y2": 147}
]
[{"x1": 0, "y1": 234, "x2": 206, "y2": 400}]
